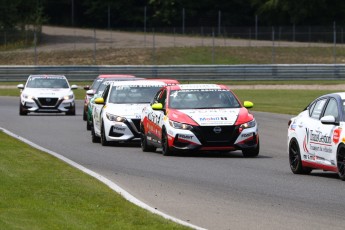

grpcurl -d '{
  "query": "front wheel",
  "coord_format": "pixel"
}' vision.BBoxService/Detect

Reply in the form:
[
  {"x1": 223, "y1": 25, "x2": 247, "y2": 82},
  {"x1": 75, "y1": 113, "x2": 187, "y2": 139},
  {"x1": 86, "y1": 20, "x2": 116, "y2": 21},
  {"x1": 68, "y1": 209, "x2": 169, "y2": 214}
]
[
  {"x1": 289, "y1": 138, "x2": 312, "y2": 174},
  {"x1": 242, "y1": 141, "x2": 260, "y2": 158},
  {"x1": 336, "y1": 145, "x2": 345, "y2": 181},
  {"x1": 161, "y1": 130, "x2": 173, "y2": 156},
  {"x1": 19, "y1": 103, "x2": 27, "y2": 115},
  {"x1": 100, "y1": 122, "x2": 110, "y2": 146}
]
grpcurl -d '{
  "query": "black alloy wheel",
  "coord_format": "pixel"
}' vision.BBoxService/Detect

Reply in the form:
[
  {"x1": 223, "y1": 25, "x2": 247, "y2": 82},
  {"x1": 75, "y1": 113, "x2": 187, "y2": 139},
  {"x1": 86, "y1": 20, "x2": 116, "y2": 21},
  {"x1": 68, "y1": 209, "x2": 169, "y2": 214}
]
[
  {"x1": 289, "y1": 138, "x2": 312, "y2": 174},
  {"x1": 141, "y1": 126, "x2": 156, "y2": 152},
  {"x1": 161, "y1": 129, "x2": 173, "y2": 156},
  {"x1": 337, "y1": 145, "x2": 345, "y2": 181},
  {"x1": 100, "y1": 122, "x2": 110, "y2": 146}
]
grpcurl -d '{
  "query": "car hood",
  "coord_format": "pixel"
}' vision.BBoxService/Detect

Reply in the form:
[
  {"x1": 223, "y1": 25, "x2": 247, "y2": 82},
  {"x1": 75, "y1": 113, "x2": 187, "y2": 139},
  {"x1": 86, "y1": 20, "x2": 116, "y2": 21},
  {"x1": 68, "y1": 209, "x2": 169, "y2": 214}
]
[
  {"x1": 105, "y1": 103, "x2": 148, "y2": 118},
  {"x1": 23, "y1": 88, "x2": 72, "y2": 98},
  {"x1": 169, "y1": 108, "x2": 243, "y2": 126}
]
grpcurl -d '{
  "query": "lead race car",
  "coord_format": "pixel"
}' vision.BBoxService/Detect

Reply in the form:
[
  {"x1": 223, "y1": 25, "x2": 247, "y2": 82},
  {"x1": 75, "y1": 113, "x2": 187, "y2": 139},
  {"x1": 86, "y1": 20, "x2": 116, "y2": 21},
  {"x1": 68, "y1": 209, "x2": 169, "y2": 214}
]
[
  {"x1": 17, "y1": 75, "x2": 78, "y2": 115},
  {"x1": 91, "y1": 80, "x2": 178, "y2": 145},
  {"x1": 140, "y1": 84, "x2": 259, "y2": 156},
  {"x1": 288, "y1": 92, "x2": 345, "y2": 180}
]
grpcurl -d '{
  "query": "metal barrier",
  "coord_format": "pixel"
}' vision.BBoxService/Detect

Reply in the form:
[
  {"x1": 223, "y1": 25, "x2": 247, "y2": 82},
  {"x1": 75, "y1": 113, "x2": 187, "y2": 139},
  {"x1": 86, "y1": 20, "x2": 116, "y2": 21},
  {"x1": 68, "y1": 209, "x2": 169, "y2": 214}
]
[{"x1": 1, "y1": 64, "x2": 345, "y2": 81}]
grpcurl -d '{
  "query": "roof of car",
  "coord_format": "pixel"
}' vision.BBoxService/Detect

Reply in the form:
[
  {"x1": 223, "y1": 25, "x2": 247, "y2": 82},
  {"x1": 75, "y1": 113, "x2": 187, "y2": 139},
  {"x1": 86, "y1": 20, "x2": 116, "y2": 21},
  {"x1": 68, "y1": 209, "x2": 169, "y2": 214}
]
[
  {"x1": 168, "y1": 84, "x2": 228, "y2": 90},
  {"x1": 29, "y1": 74, "x2": 66, "y2": 79},
  {"x1": 109, "y1": 80, "x2": 170, "y2": 87},
  {"x1": 324, "y1": 92, "x2": 345, "y2": 100},
  {"x1": 145, "y1": 78, "x2": 179, "y2": 85},
  {"x1": 97, "y1": 74, "x2": 136, "y2": 78}
]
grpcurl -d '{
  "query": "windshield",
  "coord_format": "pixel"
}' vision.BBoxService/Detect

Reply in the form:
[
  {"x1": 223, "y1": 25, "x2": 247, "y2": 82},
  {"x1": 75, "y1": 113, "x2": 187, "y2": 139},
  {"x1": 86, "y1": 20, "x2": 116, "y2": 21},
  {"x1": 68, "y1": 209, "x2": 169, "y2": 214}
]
[
  {"x1": 108, "y1": 85, "x2": 162, "y2": 104},
  {"x1": 26, "y1": 77, "x2": 69, "y2": 89},
  {"x1": 169, "y1": 89, "x2": 241, "y2": 109}
]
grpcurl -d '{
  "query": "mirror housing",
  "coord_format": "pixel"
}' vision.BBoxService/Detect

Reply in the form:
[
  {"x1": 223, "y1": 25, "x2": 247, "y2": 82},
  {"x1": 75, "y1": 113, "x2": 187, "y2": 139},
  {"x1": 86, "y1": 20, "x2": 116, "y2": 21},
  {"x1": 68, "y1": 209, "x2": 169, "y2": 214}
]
[
  {"x1": 151, "y1": 103, "x2": 163, "y2": 110},
  {"x1": 83, "y1": 85, "x2": 90, "y2": 90},
  {"x1": 17, "y1": 84, "x2": 24, "y2": 89},
  {"x1": 94, "y1": 97, "x2": 105, "y2": 104},
  {"x1": 243, "y1": 101, "x2": 254, "y2": 108},
  {"x1": 320, "y1": 115, "x2": 339, "y2": 125},
  {"x1": 86, "y1": 89, "x2": 95, "y2": 96},
  {"x1": 70, "y1": 85, "x2": 78, "y2": 90}
]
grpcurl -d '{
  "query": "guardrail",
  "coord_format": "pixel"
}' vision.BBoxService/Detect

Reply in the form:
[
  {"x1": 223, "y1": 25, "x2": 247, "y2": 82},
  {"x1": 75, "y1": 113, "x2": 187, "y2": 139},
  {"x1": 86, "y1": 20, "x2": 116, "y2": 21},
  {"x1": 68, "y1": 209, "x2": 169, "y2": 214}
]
[{"x1": 0, "y1": 64, "x2": 345, "y2": 81}]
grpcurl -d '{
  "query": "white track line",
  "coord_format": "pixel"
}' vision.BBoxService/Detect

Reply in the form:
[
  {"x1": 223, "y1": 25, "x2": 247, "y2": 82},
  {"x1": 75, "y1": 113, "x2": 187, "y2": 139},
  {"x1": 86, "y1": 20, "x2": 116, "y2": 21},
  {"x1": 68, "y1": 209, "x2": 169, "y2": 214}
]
[{"x1": 1, "y1": 127, "x2": 206, "y2": 230}]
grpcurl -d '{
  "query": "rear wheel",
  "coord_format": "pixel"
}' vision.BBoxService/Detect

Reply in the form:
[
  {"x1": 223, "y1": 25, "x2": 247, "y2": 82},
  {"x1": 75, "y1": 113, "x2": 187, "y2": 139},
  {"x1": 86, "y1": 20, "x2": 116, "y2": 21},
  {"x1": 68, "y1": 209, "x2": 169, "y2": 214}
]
[
  {"x1": 337, "y1": 145, "x2": 345, "y2": 181},
  {"x1": 162, "y1": 129, "x2": 173, "y2": 156},
  {"x1": 141, "y1": 126, "x2": 156, "y2": 152},
  {"x1": 289, "y1": 138, "x2": 312, "y2": 174},
  {"x1": 83, "y1": 109, "x2": 87, "y2": 121},
  {"x1": 100, "y1": 122, "x2": 110, "y2": 146},
  {"x1": 86, "y1": 120, "x2": 91, "y2": 131},
  {"x1": 19, "y1": 103, "x2": 27, "y2": 115}
]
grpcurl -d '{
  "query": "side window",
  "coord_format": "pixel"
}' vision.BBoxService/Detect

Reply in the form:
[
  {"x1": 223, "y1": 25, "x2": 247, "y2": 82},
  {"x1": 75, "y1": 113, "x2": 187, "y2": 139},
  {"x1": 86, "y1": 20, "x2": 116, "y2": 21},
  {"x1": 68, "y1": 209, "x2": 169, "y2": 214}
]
[
  {"x1": 157, "y1": 90, "x2": 167, "y2": 107},
  {"x1": 102, "y1": 85, "x2": 110, "y2": 102},
  {"x1": 308, "y1": 102, "x2": 316, "y2": 117},
  {"x1": 310, "y1": 98, "x2": 327, "y2": 119},
  {"x1": 323, "y1": 98, "x2": 339, "y2": 120}
]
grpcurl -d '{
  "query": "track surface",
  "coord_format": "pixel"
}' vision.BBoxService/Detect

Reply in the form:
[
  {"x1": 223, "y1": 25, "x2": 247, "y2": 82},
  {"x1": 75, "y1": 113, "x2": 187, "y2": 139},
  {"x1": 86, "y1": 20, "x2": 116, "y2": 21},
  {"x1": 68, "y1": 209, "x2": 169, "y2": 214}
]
[{"x1": 1, "y1": 96, "x2": 345, "y2": 230}]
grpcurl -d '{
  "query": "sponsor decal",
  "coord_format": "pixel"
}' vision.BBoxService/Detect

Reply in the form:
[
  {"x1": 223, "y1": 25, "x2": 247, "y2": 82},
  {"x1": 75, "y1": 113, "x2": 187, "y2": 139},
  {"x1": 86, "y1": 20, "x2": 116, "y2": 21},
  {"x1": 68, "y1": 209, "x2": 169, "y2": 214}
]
[
  {"x1": 241, "y1": 133, "x2": 253, "y2": 138},
  {"x1": 113, "y1": 126, "x2": 125, "y2": 132},
  {"x1": 148, "y1": 112, "x2": 163, "y2": 124},
  {"x1": 178, "y1": 134, "x2": 193, "y2": 140},
  {"x1": 306, "y1": 128, "x2": 332, "y2": 145},
  {"x1": 199, "y1": 117, "x2": 228, "y2": 122},
  {"x1": 333, "y1": 128, "x2": 341, "y2": 144}
]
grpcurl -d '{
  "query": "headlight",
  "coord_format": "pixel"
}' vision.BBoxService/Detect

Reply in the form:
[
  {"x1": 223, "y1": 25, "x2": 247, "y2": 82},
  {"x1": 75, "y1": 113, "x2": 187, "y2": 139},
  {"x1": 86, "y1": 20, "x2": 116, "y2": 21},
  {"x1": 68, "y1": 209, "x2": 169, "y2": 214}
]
[
  {"x1": 239, "y1": 119, "x2": 256, "y2": 132},
  {"x1": 23, "y1": 94, "x2": 34, "y2": 100},
  {"x1": 63, "y1": 94, "x2": 74, "y2": 100},
  {"x1": 169, "y1": 120, "x2": 193, "y2": 130},
  {"x1": 106, "y1": 113, "x2": 126, "y2": 122}
]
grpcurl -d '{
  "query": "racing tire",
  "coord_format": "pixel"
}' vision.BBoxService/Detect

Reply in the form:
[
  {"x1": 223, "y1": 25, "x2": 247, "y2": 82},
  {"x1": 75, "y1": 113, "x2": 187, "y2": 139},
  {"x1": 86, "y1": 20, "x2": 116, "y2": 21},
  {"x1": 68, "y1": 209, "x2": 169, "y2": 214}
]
[
  {"x1": 86, "y1": 120, "x2": 91, "y2": 131},
  {"x1": 162, "y1": 129, "x2": 173, "y2": 156},
  {"x1": 140, "y1": 126, "x2": 156, "y2": 152},
  {"x1": 66, "y1": 107, "x2": 76, "y2": 116},
  {"x1": 91, "y1": 123, "x2": 100, "y2": 143},
  {"x1": 19, "y1": 103, "x2": 28, "y2": 116},
  {"x1": 83, "y1": 109, "x2": 87, "y2": 121},
  {"x1": 336, "y1": 145, "x2": 345, "y2": 181},
  {"x1": 242, "y1": 140, "x2": 260, "y2": 158},
  {"x1": 100, "y1": 122, "x2": 110, "y2": 146},
  {"x1": 289, "y1": 138, "x2": 312, "y2": 175}
]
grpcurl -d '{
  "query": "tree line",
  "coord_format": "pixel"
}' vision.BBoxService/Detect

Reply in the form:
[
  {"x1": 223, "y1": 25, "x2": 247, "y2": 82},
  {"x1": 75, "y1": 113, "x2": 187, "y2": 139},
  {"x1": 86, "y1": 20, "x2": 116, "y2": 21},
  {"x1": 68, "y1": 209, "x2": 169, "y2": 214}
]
[{"x1": 1, "y1": 0, "x2": 345, "y2": 30}]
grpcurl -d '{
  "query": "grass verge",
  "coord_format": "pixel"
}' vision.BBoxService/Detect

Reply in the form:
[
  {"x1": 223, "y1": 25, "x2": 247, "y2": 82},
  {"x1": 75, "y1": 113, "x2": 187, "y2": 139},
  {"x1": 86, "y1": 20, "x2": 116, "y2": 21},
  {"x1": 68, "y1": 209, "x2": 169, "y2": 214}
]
[{"x1": 0, "y1": 131, "x2": 191, "y2": 229}]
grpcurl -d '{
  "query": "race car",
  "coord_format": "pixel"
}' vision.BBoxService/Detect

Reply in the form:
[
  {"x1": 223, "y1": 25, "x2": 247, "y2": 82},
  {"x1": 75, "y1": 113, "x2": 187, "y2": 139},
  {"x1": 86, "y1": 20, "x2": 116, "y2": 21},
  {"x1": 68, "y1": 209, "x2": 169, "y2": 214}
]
[
  {"x1": 288, "y1": 92, "x2": 345, "y2": 180},
  {"x1": 140, "y1": 84, "x2": 259, "y2": 157},
  {"x1": 91, "y1": 80, "x2": 178, "y2": 146},
  {"x1": 82, "y1": 74, "x2": 137, "y2": 120},
  {"x1": 86, "y1": 78, "x2": 179, "y2": 131},
  {"x1": 17, "y1": 75, "x2": 77, "y2": 115}
]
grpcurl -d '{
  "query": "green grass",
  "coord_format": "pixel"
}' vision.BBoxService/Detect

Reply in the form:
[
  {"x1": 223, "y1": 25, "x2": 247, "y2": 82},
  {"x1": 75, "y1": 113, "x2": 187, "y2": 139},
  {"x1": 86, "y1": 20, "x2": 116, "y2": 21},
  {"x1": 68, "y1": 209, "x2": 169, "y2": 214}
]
[
  {"x1": 233, "y1": 89, "x2": 335, "y2": 115},
  {"x1": 0, "y1": 131, "x2": 191, "y2": 230}
]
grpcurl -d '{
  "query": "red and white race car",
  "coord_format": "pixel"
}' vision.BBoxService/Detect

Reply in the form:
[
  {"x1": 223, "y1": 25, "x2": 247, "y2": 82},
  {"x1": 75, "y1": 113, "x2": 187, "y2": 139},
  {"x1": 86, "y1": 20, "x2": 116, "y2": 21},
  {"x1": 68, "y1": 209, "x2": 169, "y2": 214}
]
[{"x1": 140, "y1": 84, "x2": 259, "y2": 156}]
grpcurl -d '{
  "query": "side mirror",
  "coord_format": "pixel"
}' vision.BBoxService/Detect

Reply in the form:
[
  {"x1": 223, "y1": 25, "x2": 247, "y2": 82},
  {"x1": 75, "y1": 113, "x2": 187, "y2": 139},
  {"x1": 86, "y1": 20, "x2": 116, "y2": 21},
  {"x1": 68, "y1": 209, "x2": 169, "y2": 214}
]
[
  {"x1": 94, "y1": 97, "x2": 105, "y2": 104},
  {"x1": 320, "y1": 115, "x2": 339, "y2": 125},
  {"x1": 71, "y1": 85, "x2": 78, "y2": 90},
  {"x1": 86, "y1": 89, "x2": 95, "y2": 96},
  {"x1": 84, "y1": 85, "x2": 90, "y2": 90},
  {"x1": 151, "y1": 103, "x2": 163, "y2": 110},
  {"x1": 243, "y1": 101, "x2": 254, "y2": 108},
  {"x1": 17, "y1": 84, "x2": 24, "y2": 89}
]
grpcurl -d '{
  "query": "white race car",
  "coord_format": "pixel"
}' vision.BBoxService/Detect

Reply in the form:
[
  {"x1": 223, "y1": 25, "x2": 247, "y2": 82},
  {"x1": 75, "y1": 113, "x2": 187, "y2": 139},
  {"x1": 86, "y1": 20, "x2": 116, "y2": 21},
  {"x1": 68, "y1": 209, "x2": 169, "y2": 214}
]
[
  {"x1": 91, "y1": 80, "x2": 176, "y2": 145},
  {"x1": 140, "y1": 84, "x2": 259, "y2": 156},
  {"x1": 17, "y1": 75, "x2": 78, "y2": 115},
  {"x1": 288, "y1": 92, "x2": 345, "y2": 180}
]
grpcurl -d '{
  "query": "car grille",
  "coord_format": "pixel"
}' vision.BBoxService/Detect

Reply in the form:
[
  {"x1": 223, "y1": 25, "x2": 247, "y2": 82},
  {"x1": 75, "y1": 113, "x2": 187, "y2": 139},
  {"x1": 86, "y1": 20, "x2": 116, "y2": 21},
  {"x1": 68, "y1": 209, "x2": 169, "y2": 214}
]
[
  {"x1": 192, "y1": 125, "x2": 238, "y2": 147},
  {"x1": 37, "y1": 97, "x2": 59, "y2": 107}
]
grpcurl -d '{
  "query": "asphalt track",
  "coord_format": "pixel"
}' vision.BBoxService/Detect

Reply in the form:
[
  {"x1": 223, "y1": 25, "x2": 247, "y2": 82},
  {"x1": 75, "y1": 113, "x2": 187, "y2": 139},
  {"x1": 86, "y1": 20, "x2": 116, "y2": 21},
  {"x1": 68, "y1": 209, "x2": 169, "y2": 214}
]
[{"x1": 1, "y1": 96, "x2": 345, "y2": 230}]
